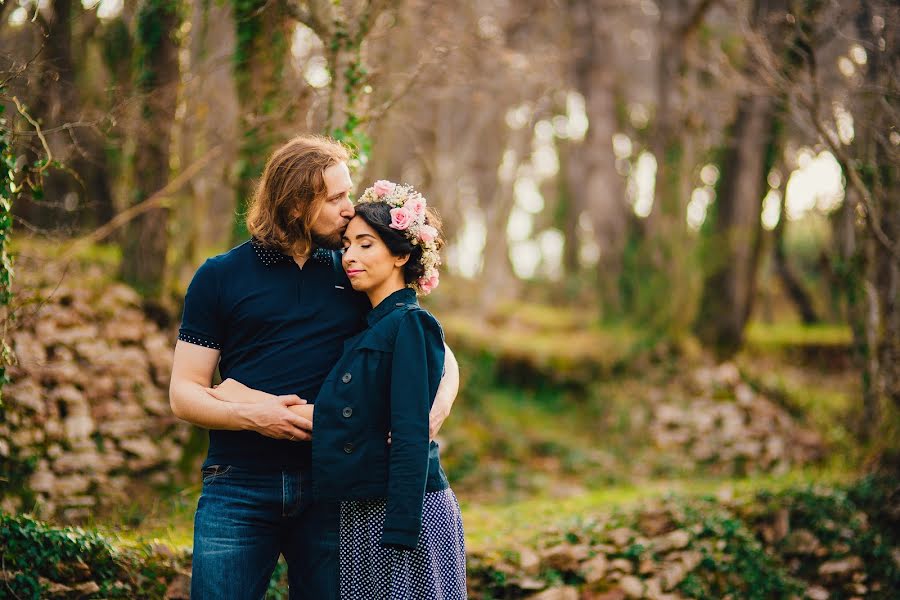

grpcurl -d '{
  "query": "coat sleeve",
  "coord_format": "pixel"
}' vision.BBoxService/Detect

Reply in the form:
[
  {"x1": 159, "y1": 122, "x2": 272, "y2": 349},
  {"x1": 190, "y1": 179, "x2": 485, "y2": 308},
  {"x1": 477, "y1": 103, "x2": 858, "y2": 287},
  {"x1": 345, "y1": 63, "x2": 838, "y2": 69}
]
[{"x1": 380, "y1": 309, "x2": 445, "y2": 549}]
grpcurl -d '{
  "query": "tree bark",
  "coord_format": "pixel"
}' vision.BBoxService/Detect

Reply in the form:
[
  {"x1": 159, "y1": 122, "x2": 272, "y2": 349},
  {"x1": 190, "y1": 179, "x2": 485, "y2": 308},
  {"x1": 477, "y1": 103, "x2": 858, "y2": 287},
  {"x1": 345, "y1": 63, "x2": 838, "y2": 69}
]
[
  {"x1": 694, "y1": 0, "x2": 787, "y2": 356},
  {"x1": 14, "y1": 0, "x2": 115, "y2": 232},
  {"x1": 478, "y1": 115, "x2": 527, "y2": 311},
  {"x1": 230, "y1": 0, "x2": 293, "y2": 243},
  {"x1": 694, "y1": 93, "x2": 776, "y2": 355},
  {"x1": 567, "y1": 0, "x2": 629, "y2": 317},
  {"x1": 856, "y1": 0, "x2": 900, "y2": 421},
  {"x1": 773, "y1": 193, "x2": 820, "y2": 324},
  {"x1": 119, "y1": 0, "x2": 181, "y2": 296},
  {"x1": 171, "y1": 0, "x2": 239, "y2": 279}
]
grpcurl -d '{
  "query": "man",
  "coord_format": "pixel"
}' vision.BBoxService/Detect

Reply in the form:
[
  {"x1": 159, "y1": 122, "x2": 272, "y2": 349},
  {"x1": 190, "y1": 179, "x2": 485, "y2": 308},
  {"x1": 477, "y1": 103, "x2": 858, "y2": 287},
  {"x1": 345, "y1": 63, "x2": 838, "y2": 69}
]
[{"x1": 169, "y1": 135, "x2": 459, "y2": 599}]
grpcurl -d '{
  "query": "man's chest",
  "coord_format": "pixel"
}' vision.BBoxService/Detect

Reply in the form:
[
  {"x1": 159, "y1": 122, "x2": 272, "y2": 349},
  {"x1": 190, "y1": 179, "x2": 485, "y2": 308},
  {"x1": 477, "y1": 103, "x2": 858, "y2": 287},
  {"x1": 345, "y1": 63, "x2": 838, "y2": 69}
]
[{"x1": 223, "y1": 267, "x2": 367, "y2": 339}]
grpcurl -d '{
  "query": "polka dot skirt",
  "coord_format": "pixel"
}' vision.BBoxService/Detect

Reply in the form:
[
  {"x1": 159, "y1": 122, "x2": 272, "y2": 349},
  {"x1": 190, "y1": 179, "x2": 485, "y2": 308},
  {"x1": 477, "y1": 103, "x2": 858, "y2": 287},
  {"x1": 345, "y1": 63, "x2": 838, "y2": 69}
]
[{"x1": 339, "y1": 488, "x2": 467, "y2": 599}]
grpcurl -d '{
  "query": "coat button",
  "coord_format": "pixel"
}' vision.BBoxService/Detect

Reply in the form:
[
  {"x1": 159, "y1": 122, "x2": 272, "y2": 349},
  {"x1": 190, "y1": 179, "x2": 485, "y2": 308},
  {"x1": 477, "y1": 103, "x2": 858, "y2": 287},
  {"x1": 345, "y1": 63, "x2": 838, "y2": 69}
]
[
  {"x1": 342, "y1": 407, "x2": 353, "y2": 418},
  {"x1": 341, "y1": 372, "x2": 352, "y2": 383},
  {"x1": 343, "y1": 442, "x2": 354, "y2": 454}
]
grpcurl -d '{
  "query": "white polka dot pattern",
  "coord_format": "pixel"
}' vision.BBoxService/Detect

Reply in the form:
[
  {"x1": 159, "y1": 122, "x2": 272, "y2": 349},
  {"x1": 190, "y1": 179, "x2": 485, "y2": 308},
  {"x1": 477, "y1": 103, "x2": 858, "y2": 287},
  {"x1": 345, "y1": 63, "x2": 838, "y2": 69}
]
[
  {"x1": 177, "y1": 333, "x2": 222, "y2": 350},
  {"x1": 340, "y1": 488, "x2": 467, "y2": 599},
  {"x1": 250, "y1": 238, "x2": 333, "y2": 266}
]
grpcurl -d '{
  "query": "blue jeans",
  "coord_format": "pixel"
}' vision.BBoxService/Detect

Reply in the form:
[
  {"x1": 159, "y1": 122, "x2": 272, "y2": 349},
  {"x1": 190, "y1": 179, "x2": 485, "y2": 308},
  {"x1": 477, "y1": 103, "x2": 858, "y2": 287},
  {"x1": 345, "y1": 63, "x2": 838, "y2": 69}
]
[{"x1": 190, "y1": 466, "x2": 339, "y2": 600}]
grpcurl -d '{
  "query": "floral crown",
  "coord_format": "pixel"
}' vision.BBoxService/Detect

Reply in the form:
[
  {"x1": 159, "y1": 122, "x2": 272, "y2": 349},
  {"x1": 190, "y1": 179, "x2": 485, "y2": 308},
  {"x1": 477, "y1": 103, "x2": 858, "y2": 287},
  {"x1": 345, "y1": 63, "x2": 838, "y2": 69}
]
[{"x1": 355, "y1": 180, "x2": 441, "y2": 296}]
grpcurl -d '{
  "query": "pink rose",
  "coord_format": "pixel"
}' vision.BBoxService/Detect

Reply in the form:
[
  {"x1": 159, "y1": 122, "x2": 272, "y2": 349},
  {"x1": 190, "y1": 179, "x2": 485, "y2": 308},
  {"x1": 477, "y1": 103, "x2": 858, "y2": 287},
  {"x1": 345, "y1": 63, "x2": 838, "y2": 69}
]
[
  {"x1": 404, "y1": 196, "x2": 426, "y2": 217},
  {"x1": 419, "y1": 273, "x2": 439, "y2": 294},
  {"x1": 389, "y1": 207, "x2": 413, "y2": 230},
  {"x1": 373, "y1": 180, "x2": 396, "y2": 197},
  {"x1": 419, "y1": 224, "x2": 438, "y2": 243}
]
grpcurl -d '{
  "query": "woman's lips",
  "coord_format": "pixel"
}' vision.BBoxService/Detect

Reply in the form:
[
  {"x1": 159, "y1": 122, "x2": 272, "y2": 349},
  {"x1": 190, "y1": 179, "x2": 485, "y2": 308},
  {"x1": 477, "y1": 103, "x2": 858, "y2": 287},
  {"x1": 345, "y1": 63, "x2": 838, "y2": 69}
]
[{"x1": 345, "y1": 269, "x2": 364, "y2": 278}]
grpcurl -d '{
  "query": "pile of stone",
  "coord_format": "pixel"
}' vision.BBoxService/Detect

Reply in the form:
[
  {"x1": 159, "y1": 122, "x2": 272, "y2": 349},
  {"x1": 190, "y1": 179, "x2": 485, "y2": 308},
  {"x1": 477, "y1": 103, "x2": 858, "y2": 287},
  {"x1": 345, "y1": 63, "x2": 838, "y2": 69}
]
[
  {"x1": 470, "y1": 510, "x2": 702, "y2": 600},
  {"x1": 0, "y1": 254, "x2": 191, "y2": 520},
  {"x1": 467, "y1": 490, "x2": 897, "y2": 600},
  {"x1": 648, "y1": 363, "x2": 825, "y2": 475}
]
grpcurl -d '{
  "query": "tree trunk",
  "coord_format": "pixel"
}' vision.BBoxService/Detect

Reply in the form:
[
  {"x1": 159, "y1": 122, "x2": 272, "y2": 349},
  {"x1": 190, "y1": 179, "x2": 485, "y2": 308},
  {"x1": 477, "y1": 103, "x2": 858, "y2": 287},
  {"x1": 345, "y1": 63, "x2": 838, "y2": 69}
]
[
  {"x1": 478, "y1": 117, "x2": 526, "y2": 311},
  {"x1": 119, "y1": 0, "x2": 181, "y2": 297},
  {"x1": 171, "y1": 0, "x2": 239, "y2": 280},
  {"x1": 231, "y1": 0, "x2": 293, "y2": 243},
  {"x1": 693, "y1": 0, "x2": 788, "y2": 356},
  {"x1": 568, "y1": 0, "x2": 629, "y2": 317},
  {"x1": 774, "y1": 183, "x2": 820, "y2": 324},
  {"x1": 694, "y1": 93, "x2": 775, "y2": 355},
  {"x1": 856, "y1": 0, "x2": 900, "y2": 422},
  {"x1": 13, "y1": 0, "x2": 115, "y2": 232},
  {"x1": 556, "y1": 138, "x2": 581, "y2": 275}
]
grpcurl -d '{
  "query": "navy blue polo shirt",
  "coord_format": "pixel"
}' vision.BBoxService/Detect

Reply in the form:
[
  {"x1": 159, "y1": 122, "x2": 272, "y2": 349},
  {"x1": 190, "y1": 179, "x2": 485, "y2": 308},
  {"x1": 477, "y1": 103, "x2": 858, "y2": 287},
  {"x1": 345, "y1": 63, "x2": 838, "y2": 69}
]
[{"x1": 178, "y1": 239, "x2": 370, "y2": 470}]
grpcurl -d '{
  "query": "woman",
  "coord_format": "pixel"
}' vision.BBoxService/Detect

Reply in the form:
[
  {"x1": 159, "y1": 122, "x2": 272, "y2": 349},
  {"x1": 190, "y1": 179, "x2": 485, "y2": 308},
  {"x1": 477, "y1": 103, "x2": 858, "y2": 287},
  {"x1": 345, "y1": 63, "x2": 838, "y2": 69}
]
[{"x1": 212, "y1": 181, "x2": 466, "y2": 599}]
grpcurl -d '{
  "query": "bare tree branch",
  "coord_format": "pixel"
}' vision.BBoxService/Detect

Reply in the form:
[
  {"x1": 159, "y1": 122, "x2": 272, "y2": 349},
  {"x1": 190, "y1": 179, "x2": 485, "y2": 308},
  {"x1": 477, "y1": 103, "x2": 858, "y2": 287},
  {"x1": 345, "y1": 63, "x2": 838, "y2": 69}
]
[
  {"x1": 69, "y1": 146, "x2": 224, "y2": 249},
  {"x1": 12, "y1": 96, "x2": 52, "y2": 175},
  {"x1": 285, "y1": 0, "x2": 336, "y2": 39},
  {"x1": 676, "y1": 0, "x2": 718, "y2": 41}
]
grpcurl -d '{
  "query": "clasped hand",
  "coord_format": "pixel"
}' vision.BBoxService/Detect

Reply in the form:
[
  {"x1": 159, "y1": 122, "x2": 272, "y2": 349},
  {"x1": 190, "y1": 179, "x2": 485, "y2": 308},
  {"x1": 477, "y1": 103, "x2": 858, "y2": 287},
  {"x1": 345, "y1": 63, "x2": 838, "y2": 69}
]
[{"x1": 206, "y1": 378, "x2": 313, "y2": 441}]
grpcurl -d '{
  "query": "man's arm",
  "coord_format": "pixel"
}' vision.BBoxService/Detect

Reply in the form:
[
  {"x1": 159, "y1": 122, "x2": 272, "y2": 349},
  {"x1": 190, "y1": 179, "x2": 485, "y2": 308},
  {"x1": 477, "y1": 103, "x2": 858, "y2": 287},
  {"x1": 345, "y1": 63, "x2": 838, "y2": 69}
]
[
  {"x1": 169, "y1": 340, "x2": 312, "y2": 440},
  {"x1": 207, "y1": 378, "x2": 315, "y2": 423},
  {"x1": 429, "y1": 343, "x2": 459, "y2": 439}
]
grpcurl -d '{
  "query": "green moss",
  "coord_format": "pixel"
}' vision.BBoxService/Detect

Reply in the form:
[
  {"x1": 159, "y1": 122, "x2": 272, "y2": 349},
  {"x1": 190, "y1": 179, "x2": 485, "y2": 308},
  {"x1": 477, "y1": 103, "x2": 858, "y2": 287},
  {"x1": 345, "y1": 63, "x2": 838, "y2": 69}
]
[{"x1": 745, "y1": 321, "x2": 852, "y2": 350}]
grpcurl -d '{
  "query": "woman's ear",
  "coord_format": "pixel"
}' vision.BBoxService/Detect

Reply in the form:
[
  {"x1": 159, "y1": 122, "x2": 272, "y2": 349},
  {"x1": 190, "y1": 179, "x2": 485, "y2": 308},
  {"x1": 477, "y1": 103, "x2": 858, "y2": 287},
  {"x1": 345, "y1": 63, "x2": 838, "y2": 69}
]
[{"x1": 394, "y1": 254, "x2": 410, "y2": 268}]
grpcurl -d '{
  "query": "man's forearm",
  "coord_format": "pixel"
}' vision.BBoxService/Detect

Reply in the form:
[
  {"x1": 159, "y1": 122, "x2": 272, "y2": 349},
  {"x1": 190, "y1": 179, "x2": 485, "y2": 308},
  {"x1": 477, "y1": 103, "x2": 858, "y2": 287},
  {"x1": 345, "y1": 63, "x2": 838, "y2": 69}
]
[
  {"x1": 430, "y1": 344, "x2": 460, "y2": 438},
  {"x1": 170, "y1": 379, "x2": 254, "y2": 431}
]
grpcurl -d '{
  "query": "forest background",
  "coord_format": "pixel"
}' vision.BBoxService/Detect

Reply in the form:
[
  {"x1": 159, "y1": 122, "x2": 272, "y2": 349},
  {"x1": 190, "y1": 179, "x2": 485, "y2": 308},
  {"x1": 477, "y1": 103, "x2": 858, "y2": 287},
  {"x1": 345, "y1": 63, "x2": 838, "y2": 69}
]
[{"x1": 0, "y1": 0, "x2": 898, "y2": 598}]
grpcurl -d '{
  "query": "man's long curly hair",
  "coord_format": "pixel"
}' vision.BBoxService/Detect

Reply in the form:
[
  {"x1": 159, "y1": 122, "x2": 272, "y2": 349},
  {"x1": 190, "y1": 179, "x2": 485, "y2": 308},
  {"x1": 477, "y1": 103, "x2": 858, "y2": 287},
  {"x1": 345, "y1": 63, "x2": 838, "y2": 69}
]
[{"x1": 245, "y1": 135, "x2": 350, "y2": 257}]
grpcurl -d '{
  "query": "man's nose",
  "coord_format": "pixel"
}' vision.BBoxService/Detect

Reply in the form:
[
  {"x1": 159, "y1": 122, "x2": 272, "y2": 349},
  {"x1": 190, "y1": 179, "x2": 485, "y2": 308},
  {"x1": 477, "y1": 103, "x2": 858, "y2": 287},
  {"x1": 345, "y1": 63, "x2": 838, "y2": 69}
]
[{"x1": 341, "y1": 199, "x2": 355, "y2": 218}]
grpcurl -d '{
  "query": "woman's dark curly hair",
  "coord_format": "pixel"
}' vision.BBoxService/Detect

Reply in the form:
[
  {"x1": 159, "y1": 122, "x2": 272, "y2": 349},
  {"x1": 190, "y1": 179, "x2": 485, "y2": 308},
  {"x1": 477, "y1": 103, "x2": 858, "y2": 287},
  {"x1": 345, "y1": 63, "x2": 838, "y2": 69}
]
[{"x1": 352, "y1": 202, "x2": 443, "y2": 285}]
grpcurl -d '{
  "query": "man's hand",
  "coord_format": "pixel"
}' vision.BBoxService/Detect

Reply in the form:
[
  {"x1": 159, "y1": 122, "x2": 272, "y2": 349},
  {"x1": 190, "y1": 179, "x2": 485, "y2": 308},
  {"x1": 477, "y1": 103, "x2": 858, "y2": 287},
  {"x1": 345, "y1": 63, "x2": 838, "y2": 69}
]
[
  {"x1": 242, "y1": 394, "x2": 313, "y2": 441},
  {"x1": 207, "y1": 379, "x2": 311, "y2": 441}
]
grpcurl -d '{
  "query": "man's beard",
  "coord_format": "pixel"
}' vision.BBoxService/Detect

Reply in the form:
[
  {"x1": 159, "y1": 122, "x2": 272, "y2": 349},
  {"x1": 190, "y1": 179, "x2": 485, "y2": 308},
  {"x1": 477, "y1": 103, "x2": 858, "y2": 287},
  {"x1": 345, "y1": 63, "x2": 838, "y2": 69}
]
[{"x1": 311, "y1": 228, "x2": 344, "y2": 251}]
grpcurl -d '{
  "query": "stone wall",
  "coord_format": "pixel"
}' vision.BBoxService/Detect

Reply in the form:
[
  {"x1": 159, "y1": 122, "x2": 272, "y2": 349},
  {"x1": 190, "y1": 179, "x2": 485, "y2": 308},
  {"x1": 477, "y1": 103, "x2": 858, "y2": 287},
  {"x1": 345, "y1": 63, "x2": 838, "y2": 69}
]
[{"x1": 1, "y1": 254, "x2": 191, "y2": 520}]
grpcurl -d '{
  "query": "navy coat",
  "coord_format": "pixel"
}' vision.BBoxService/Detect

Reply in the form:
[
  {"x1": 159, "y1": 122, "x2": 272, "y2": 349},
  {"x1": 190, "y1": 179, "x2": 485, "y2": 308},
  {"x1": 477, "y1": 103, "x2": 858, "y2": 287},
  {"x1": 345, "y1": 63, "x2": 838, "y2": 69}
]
[{"x1": 311, "y1": 287, "x2": 449, "y2": 549}]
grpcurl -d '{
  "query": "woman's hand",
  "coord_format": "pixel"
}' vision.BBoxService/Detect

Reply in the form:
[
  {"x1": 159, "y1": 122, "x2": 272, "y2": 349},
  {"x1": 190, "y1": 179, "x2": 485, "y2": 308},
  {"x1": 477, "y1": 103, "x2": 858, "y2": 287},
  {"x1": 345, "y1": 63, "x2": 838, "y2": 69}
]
[{"x1": 288, "y1": 403, "x2": 315, "y2": 423}]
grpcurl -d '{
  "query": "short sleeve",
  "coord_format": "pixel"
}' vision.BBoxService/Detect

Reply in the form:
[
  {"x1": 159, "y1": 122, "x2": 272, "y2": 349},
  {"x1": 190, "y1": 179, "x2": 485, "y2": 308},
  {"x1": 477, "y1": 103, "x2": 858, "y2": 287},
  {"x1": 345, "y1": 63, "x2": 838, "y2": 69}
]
[{"x1": 178, "y1": 258, "x2": 224, "y2": 350}]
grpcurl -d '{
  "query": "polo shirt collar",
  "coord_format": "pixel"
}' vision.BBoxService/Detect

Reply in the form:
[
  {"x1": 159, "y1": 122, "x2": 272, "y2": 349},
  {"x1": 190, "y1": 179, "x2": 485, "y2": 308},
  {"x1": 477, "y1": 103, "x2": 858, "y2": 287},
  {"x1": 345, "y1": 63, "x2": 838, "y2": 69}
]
[
  {"x1": 367, "y1": 287, "x2": 417, "y2": 327},
  {"x1": 250, "y1": 237, "x2": 333, "y2": 267}
]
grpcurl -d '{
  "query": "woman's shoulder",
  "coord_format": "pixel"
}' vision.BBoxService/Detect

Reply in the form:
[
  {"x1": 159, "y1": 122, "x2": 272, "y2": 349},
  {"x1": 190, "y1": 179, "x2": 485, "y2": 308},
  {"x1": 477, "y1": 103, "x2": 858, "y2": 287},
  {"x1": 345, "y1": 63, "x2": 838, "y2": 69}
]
[
  {"x1": 402, "y1": 304, "x2": 443, "y2": 335},
  {"x1": 375, "y1": 303, "x2": 444, "y2": 344}
]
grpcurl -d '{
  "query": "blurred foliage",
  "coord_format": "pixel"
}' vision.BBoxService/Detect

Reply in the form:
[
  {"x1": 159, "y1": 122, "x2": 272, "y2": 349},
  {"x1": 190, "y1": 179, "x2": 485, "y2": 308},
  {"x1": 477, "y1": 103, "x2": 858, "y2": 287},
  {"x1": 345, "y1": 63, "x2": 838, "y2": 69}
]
[
  {"x1": 0, "y1": 512, "x2": 189, "y2": 598},
  {"x1": 468, "y1": 476, "x2": 899, "y2": 599},
  {"x1": 0, "y1": 99, "x2": 17, "y2": 398}
]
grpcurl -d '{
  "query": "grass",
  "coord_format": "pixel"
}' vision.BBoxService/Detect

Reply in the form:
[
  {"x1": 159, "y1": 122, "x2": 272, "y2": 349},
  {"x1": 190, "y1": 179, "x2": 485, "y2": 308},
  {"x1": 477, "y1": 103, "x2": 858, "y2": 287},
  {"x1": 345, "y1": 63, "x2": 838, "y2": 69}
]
[
  {"x1": 460, "y1": 466, "x2": 857, "y2": 552},
  {"x1": 744, "y1": 321, "x2": 852, "y2": 350},
  {"x1": 94, "y1": 466, "x2": 858, "y2": 559}
]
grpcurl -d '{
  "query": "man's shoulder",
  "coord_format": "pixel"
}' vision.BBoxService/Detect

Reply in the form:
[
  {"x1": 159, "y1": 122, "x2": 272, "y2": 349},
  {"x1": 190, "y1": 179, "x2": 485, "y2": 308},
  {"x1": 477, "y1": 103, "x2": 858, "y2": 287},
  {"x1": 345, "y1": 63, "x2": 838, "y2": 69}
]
[{"x1": 202, "y1": 240, "x2": 255, "y2": 269}]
